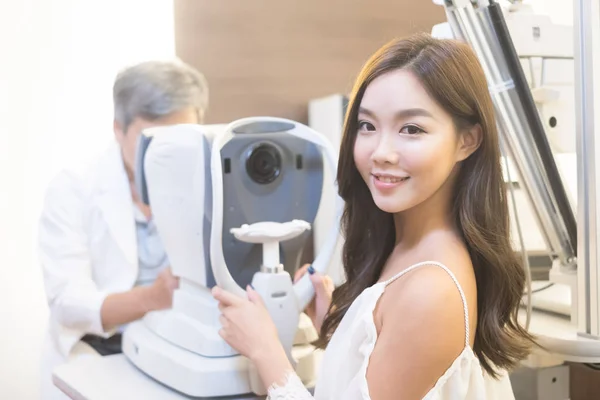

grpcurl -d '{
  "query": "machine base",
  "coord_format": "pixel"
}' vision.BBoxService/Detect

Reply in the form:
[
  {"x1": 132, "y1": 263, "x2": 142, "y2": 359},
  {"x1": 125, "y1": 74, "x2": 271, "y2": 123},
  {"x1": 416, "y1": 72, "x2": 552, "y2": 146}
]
[
  {"x1": 520, "y1": 310, "x2": 600, "y2": 363},
  {"x1": 510, "y1": 364, "x2": 570, "y2": 400},
  {"x1": 123, "y1": 319, "x2": 320, "y2": 398}
]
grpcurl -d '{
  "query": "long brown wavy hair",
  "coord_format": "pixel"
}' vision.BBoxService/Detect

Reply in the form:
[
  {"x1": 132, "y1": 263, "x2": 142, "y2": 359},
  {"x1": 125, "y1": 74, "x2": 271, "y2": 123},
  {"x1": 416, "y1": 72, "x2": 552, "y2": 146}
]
[{"x1": 317, "y1": 33, "x2": 535, "y2": 377}]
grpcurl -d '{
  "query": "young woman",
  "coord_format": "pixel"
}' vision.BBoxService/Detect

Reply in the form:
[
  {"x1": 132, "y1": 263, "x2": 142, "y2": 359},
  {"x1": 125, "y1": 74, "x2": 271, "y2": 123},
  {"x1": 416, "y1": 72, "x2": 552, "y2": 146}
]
[{"x1": 212, "y1": 32, "x2": 535, "y2": 399}]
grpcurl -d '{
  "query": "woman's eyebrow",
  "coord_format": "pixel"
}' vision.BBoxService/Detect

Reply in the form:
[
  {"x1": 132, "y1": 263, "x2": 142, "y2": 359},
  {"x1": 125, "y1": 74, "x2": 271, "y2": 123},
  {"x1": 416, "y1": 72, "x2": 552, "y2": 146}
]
[{"x1": 358, "y1": 106, "x2": 435, "y2": 120}]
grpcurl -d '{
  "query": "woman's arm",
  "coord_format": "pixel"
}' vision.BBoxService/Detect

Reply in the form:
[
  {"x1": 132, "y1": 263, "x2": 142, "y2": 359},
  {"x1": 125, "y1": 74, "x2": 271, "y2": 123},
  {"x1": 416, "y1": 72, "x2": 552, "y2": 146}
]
[
  {"x1": 252, "y1": 345, "x2": 314, "y2": 399},
  {"x1": 212, "y1": 286, "x2": 315, "y2": 399},
  {"x1": 366, "y1": 266, "x2": 469, "y2": 399}
]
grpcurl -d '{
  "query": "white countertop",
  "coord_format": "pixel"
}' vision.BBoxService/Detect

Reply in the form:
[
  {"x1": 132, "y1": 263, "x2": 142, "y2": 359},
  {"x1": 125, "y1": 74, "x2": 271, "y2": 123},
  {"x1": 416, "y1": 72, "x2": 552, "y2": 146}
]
[{"x1": 53, "y1": 354, "x2": 264, "y2": 400}]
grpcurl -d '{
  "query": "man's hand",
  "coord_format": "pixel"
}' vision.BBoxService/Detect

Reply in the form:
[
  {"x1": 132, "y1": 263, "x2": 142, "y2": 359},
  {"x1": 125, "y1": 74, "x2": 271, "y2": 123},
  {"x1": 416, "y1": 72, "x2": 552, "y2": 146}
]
[
  {"x1": 100, "y1": 267, "x2": 179, "y2": 331},
  {"x1": 147, "y1": 267, "x2": 180, "y2": 311}
]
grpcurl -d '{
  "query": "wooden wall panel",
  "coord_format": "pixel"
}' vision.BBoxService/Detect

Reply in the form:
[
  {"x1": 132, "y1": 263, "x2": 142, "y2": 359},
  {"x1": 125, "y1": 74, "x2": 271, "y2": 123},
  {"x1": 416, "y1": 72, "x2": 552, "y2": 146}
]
[{"x1": 174, "y1": 0, "x2": 446, "y2": 124}]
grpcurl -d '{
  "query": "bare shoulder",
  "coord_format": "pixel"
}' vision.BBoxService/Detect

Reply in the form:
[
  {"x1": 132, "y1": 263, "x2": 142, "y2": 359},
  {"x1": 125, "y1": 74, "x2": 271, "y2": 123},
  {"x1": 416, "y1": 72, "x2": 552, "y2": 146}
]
[
  {"x1": 376, "y1": 242, "x2": 478, "y2": 347},
  {"x1": 366, "y1": 256, "x2": 476, "y2": 398},
  {"x1": 379, "y1": 260, "x2": 470, "y2": 343}
]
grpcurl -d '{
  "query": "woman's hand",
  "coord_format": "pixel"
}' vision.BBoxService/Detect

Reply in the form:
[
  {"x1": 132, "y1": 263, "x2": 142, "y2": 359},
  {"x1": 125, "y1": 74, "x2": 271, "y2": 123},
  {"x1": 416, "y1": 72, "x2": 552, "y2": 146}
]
[
  {"x1": 294, "y1": 264, "x2": 335, "y2": 332},
  {"x1": 212, "y1": 285, "x2": 282, "y2": 362},
  {"x1": 212, "y1": 285, "x2": 294, "y2": 389}
]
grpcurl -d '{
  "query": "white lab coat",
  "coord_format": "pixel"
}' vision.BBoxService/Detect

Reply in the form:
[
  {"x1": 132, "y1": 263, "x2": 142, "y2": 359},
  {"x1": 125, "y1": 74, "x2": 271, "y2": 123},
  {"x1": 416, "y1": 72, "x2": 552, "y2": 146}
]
[{"x1": 38, "y1": 141, "x2": 140, "y2": 399}]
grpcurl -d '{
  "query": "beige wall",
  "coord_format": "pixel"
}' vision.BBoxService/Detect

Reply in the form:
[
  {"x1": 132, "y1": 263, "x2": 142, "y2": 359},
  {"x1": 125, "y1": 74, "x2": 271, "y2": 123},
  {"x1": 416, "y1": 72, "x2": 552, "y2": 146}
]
[{"x1": 174, "y1": 0, "x2": 446, "y2": 124}]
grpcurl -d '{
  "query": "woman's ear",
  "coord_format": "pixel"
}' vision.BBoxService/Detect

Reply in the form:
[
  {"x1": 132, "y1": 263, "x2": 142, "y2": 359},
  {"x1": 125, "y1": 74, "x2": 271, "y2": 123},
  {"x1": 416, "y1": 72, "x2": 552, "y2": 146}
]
[{"x1": 456, "y1": 123, "x2": 482, "y2": 162}]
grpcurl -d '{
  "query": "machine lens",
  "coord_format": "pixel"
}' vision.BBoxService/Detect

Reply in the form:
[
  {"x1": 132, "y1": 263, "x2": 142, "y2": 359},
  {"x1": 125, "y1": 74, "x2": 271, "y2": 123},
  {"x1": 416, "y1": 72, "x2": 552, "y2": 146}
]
[{"x1": 246, "y1": 143, "x2": 282, "y2": 184}]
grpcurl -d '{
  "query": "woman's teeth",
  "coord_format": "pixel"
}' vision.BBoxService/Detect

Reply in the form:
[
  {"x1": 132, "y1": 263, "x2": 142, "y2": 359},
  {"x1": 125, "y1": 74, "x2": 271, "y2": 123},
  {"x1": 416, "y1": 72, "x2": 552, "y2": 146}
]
[{"x1": 377, "y1": 176, "x2": 407, "y2": 183}]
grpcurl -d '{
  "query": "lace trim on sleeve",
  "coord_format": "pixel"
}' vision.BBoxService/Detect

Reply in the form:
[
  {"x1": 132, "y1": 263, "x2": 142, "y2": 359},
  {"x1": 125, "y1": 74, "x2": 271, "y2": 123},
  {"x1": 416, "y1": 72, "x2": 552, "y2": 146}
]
[{"x1": 267, "y1": 370, "x2": 314, "y2": 400}]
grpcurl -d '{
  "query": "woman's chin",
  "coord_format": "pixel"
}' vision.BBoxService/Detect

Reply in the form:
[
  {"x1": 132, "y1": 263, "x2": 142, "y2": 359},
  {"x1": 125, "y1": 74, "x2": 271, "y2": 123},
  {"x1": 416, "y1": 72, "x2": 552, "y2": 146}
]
[{"x1": 373, "y1": 197, "x2": 408, "y2": 214}]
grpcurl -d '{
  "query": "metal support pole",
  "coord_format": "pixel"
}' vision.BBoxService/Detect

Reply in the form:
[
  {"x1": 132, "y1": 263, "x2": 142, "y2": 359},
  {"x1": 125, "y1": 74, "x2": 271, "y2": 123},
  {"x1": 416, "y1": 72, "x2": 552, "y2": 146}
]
[{"x1": 574, "y1": 0, "x2": 600, "y2": 338}]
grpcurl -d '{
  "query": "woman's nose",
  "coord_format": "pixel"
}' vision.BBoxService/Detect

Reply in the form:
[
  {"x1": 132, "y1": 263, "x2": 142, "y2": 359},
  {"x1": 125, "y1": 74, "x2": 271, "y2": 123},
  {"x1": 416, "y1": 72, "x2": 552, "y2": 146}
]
[{"x1": 370, "y1": 134, "x2": 400, "y2": 165}]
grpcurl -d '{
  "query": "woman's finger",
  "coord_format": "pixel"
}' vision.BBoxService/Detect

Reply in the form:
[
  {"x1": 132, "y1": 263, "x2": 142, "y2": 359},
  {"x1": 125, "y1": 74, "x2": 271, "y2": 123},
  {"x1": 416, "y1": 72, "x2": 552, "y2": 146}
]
[
  {"x1": 220, "y1": 304, "x2": 239, "y2": 321},
  {"x1": 323, "y1": 275, "x2": 335, "y2": 293},
  {"x1": 246, "y1": 285, "x2": 265, "y2": 306},
  {"x1": 308, "y1": 272, "x2": 334, "y2": 295},
  {"x1": 294, "y1": 263, "x2": 311, "y2": 283},
  {"x1": 212, "y1": 286, "x2": 243, "y2": 306},
  {"x1": 217, "y1": 302, "x2": 232, "y2": 314},
  {"x1": 219, "y1": 314, "x2": 231, "y2": 329}
]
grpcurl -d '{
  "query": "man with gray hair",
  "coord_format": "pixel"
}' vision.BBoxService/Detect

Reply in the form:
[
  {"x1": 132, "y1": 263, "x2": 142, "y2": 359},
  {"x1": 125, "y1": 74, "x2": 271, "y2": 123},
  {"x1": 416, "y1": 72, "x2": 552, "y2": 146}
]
[{"x1": 38, "y1": 60, "x2": 209, "y2": 400}]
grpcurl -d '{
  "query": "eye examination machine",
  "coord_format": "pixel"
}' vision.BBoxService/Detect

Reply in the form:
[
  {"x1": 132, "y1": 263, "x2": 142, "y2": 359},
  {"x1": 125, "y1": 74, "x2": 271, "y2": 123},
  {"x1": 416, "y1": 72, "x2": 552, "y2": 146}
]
[
  {"x1": 120, "y1": 117, "x2": 343, "y2": 397},
  {"x1": 50, "y1": 1, "x2": 600, "y2": 399}
]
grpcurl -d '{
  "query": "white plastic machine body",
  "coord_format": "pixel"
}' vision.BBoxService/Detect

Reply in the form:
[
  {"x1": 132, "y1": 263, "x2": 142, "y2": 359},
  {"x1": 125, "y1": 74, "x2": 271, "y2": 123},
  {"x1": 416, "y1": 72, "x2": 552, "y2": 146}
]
[
  {"x1": 308, "y1": 95, "x2": 348, "y2": 288},
  {"x1": 122, "y1": 119, "x2": 343, "y2": 397},
  {"x1": 122, "y1": 124, "x2": 257, "y2": 397}
]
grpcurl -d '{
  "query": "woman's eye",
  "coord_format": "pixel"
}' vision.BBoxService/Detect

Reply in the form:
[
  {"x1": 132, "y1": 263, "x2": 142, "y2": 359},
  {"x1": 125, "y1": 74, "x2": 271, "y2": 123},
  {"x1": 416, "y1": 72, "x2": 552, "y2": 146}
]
[
  {"x1": 358, "y1": 121, "x2": 376, "y2": 131},
  {"x1": 400, "y1": 124, "x2": 425, "y2": 135}
]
